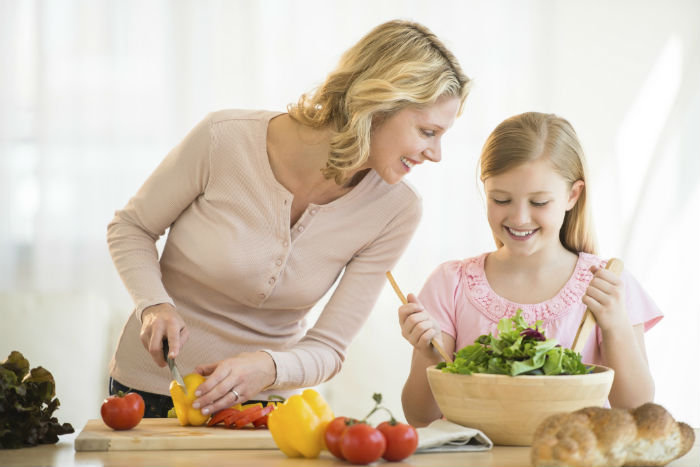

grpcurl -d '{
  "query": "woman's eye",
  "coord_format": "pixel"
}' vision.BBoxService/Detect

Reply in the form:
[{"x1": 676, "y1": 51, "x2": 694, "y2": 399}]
[
  {"x1": 421, "y1": 129, "x2": 436, "y2": 137},
  {"x1": 492, "y1": 199, "x2": 510, "y2": 205},
  {"x1": 531, "y1": 201, "x2": 549, "y2": 207}
]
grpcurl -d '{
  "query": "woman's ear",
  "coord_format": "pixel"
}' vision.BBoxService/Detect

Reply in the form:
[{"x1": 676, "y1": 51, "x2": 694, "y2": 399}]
[{"x1": 566, "y1": 180, "x2": 584, "y2": 210}]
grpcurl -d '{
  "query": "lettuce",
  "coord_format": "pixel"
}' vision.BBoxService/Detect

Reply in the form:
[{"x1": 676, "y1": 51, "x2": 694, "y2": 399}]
[
  {"x1": 442, "y1": 310, "x2": 590, "y2": 376},
  {"x1": 0, "y1": 351, "x2": 74, "y2": 449}
]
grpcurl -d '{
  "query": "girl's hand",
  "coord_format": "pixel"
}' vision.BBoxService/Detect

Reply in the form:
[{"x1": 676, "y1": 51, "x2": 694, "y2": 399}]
[
  {"x1": 192, "y1": 351, "x2": 276, "y2": 416},
  {"x1": 140, "y1": 303, "x2": 189, "y2": 367},
  {"x1": 398, "y1": 293, "x2": 444, "y2": 361},
  {"x1": 582, "y1": 265, "x2": 630, "y2": 332}
]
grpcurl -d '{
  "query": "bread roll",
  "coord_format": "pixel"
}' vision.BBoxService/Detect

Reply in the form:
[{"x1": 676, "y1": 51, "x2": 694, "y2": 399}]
[{"x1": 531, "y1": 403, "x2": 694, "y2": 467}]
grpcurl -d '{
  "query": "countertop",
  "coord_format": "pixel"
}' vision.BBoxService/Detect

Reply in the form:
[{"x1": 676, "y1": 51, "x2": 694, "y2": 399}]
[{"x1": 1, "y1": 429, "x2": 698, "y2": 467}]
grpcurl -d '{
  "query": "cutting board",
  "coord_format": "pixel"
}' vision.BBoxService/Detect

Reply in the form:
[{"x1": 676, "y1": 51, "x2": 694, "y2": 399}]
[{"x1": 74, "y1": 418, "x2": 277, "y2": 451}]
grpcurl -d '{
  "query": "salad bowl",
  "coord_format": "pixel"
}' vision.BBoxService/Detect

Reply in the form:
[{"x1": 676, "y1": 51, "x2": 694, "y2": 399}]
[{"x1": 426, "y1": 364, "x2": 614, "y2": 446}]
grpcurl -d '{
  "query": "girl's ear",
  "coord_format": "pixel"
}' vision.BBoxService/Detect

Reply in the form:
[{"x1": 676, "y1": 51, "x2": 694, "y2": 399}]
[{"x1": 566, "y1": 180, "x2": 584, "y2": 210}]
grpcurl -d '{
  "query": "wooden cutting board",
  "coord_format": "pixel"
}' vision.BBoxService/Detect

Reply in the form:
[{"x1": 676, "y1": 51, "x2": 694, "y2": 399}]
[{"x1": 74, "y1": 418, "x2": 277, "y2": 451}]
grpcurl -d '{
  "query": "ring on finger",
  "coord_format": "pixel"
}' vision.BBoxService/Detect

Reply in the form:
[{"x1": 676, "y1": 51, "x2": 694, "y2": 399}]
[{"x1": 231, "y1": 388, "x2": 240, "y2": 400}]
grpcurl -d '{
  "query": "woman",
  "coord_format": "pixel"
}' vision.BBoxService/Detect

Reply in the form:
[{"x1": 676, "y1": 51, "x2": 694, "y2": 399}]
[{"x1": 107, "y1": 19, "x2": 471, "y2": 418}]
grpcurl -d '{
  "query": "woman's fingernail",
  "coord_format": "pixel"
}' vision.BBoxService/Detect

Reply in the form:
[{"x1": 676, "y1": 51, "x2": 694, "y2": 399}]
[
  {"x1": 192, "y1": 402, "x2": 200, "y2": 409},
  {"x1": 194, "y1": 390, "x2": 201, "y2": 397},
  {"x1": 202, "y1": 407, "x2": 209, "y2": 415}
]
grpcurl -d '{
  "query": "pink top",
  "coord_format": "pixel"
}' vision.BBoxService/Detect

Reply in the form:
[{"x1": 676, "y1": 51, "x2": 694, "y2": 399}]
[
  {"x1": 419, "y1": 252, "x2": 663, "y2": 365},
  {"x1": 107, "y1": 109, "x2": 422, "y2": 398}
]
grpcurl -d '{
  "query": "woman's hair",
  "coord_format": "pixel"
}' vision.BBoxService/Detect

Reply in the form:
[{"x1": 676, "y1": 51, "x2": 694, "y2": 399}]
[
  {"x1": 479, "y1": 112, "x2": 597, "y2": 254},
  {"x1": 289, "y1": 20, "x2": 471, "y2": 184}
]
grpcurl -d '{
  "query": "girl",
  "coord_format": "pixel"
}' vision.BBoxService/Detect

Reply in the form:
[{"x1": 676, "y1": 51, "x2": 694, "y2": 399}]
[{"x1": 398, "y1": 112, "x2": 662, "y2": 427}]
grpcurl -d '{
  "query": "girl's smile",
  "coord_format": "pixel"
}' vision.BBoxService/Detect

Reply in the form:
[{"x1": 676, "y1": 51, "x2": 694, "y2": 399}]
[{"x1": 504, "y1": 226, "x2": 540, "y2": 240}]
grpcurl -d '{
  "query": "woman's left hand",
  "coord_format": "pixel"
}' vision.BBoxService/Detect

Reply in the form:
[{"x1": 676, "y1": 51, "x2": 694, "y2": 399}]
[
  {"x1": 581, "y1": 265, "x2": 629, "y2": 332},
  {"x1": 191, "y1": 351, "x2": 277, "y2": 416}
]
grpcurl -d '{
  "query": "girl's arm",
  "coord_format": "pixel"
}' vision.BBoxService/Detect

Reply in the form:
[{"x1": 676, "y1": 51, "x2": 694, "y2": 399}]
[
  {"x1": 398, "y1": 293, "x2": 456, "y2": 426},
  {"x1": 583, "y1": 266, "x2": 655, "y2": 409},
  {"x1": 401, "y1": 331, "x2": 455, "y2": 426},
  {"x1": 601, "y1": 323, "x2": 654, "y2": 409}
]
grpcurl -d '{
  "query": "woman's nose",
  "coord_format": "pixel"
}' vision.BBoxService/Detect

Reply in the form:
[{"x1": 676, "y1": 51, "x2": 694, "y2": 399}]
[{"x1": 422, "y1": 141, "x2": 442, "y2": 163}]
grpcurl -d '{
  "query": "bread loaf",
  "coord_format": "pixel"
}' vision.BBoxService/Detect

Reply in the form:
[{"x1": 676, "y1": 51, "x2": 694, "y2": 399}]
[{"x1": 531, "y1": 403, "x2": 694, "y2": 466}]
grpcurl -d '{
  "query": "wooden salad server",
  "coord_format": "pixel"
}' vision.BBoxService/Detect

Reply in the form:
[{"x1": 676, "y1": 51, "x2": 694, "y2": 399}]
[
  {"x1": 571, "y1": 258, "x2": 624, "y2": 354},
  {"x1": 385, "y1": 271, "x2": 453, "y2": 364}
]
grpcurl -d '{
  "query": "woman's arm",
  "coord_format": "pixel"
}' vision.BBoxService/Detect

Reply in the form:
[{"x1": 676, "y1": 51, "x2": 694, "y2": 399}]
[
  {"x1": 108, "y1": 114, "x2": 212, "y2": 358},
  {"x1": 264, "y1": 195, "x2": 423, "y2": 390}
]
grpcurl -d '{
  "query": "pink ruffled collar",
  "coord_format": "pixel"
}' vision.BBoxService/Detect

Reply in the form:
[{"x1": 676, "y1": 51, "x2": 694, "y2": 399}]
[{"x1": 461, "y1": 252, "x2": 603, "y2": 325}]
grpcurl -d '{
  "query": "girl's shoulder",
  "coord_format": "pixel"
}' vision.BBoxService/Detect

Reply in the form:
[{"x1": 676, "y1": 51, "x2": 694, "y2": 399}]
[{"x1": 421, "y1": 254, "x2": 488, "y2": 302}]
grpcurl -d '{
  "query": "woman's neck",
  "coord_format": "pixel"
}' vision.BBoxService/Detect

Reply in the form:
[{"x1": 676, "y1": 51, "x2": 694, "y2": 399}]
[{"x1": 267, "y1": 114, "x2": 354, "y2": 202}]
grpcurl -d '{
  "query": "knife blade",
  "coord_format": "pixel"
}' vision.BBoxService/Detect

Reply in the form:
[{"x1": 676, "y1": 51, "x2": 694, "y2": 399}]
[{"x1": 162, "y1": 339, "x2": 187, "y2": 394}]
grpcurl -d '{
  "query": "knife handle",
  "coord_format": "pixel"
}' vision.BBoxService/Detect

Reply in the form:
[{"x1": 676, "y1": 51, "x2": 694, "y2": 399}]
[{"x1": 162, "y1": 338, "x2": 169, "y2": 361}]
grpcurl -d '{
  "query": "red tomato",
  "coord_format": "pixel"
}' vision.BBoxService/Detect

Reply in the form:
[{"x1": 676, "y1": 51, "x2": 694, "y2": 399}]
[
  {"x1": 100, "y1": 392, "x2": 145, "y2": 430},
  {"x1": 340, "y1": 422, "x2": 386, "y2": 465},
  {"x1": 377, "y1": 420, "x2": 419, "y2": 461},
  {"x1": 324, "y1": 416, "x2": 350, "y2": 459}
]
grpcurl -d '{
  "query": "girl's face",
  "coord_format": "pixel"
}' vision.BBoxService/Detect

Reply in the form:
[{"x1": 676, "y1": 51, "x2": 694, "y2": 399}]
[
  {"x1": 366, "y1": 95, "x2": 460, "y2": 185},
  {"x1": 483, "y1": 157, "x2": 583, "y2": 257}
]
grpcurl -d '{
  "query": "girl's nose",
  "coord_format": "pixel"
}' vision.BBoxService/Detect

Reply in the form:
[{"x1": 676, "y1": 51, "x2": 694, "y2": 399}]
[{"x1": 510, "y1": 203, "x2": 531, "y2": 225}]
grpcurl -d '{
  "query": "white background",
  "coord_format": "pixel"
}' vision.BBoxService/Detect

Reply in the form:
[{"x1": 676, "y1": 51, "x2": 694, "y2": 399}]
[{"x1": 1, "y1": 0, "x2": 698, "y2": 431}]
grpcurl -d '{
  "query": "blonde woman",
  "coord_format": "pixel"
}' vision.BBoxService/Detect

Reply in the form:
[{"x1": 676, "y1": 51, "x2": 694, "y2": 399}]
[
  {"x1": 399, "y1": 112, "x2": 662, "y2": 426},
  {"x1": 107, "y1": 20, "x2": 470, "y2": 417}
]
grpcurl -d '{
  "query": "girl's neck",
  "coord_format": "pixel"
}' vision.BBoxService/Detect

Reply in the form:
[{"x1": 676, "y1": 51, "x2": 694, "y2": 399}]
[
  {"x1": 490, "y1": 242, "x2": 576, "y2": 271},
  {"x1": 485, "y1": 243, "x2": 580, "y2": 305}
]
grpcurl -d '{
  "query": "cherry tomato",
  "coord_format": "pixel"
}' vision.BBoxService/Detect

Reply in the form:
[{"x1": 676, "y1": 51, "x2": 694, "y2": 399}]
[
  {"x1": 325, "y1": 416, "x2": 350, "y2": 459},
  {"x1": 377, "y1": 420, "x2": 419, "y2": 461},
  {"x1": 340, "y1": 422, "x2": 386, "y2": 465},
  {"x1": 100, "y1": 392, "x2": 145, "y2": 430}
]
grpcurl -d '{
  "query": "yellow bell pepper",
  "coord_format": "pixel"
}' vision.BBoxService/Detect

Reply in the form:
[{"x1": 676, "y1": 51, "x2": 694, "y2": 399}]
[
  {"x1": 267, "y1": 389, "x2": 334, "y2": 458},
  {"x1": 169, "y1": 373, "x2": 209, "y2": 426}
]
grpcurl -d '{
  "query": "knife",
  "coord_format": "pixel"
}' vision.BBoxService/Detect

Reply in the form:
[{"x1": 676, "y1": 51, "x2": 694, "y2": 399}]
[{"x1": 162, "y1": 338, "x2": 187, "y2": 394}]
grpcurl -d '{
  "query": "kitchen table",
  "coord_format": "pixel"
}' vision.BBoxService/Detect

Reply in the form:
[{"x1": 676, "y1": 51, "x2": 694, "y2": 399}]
[{"x1": 1, "y1": 429, "x2": 698, "y2": 467}]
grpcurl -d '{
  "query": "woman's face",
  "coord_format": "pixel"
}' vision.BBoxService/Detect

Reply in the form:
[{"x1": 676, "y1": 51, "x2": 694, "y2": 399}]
[{"x1": 367, "y1": 95, "x2": 460, "y2": 185}]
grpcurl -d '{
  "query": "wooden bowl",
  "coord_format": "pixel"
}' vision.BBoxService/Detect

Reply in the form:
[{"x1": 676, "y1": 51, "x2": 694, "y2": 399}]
[{"x1": 426, "y1": 365, "x2": 614, "y2": 446}]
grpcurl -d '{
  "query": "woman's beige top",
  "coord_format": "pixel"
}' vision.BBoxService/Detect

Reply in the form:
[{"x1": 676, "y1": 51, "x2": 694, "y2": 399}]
[{"x1": 107, "y1": 109, "x2": 422, "y2": 398}]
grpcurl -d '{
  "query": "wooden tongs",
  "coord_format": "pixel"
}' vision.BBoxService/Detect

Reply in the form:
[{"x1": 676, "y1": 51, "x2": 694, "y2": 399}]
[
  {"x1": 571, "y1": 257, "x2": 624, "y2": 354},
  {"x1": 385, "y1": 271, "x2": 453, "y2": 363}
]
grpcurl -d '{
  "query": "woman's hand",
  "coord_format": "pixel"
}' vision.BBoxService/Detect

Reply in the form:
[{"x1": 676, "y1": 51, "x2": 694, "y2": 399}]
[
  {"x1": 140, "y1": 303, "x2": 189, "y2": 367},
  {"x1": 192, "y1": 351, "x2": 277, "y2": 416},
  {"x1": 398, "y1": 293, "x2": 444, "y2": 362},
  {"x1": 582, "y1": 265, "x2": 630, "y2": 333}
]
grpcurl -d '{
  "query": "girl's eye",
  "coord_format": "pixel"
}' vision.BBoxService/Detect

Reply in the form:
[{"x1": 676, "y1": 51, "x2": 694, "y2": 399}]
[
  {"x1": 531, "y1": 201, "x2": 549, "y2": 207},
  {"x1": 421, "y1": 129, "x2": 436, "y2": 137},
  {"x1": 492, "y1": 199, "x2": 510, "y2": 205}
]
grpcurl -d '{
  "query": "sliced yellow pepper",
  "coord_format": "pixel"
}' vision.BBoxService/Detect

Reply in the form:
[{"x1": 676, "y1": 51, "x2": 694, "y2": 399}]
[
  {"x1": 169, "y1": 373, "x2": 209, "y2": 426},
  {"x1": 267, "y1": 389, "x2": 334, "y2": 458}
]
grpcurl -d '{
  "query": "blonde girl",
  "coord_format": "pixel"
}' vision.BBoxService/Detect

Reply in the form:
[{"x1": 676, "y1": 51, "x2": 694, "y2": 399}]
[
  {"x1": 108, "y1": 20, "x2": 470, "y2": 418},
  {"x1": 399, "y1": 112, "x2": 662, "y2": 426}
]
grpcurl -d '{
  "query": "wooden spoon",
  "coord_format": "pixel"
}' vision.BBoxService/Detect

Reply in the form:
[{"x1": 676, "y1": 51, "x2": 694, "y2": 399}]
[
  {"x1": 385, "y1": 271, "x2": 453, "y2": 363},
  {"x1": 571, "y1": 258, "x2": 624, "y2": 354}
]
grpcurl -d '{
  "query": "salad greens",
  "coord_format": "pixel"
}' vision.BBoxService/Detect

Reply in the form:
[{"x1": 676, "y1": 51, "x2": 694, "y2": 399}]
[
  {"x1": 0, "y1": 351, "x2": 74, "y2": 449},
  {"x1": 439, "y1": 310, "x2": 590, "y2": 376}
]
